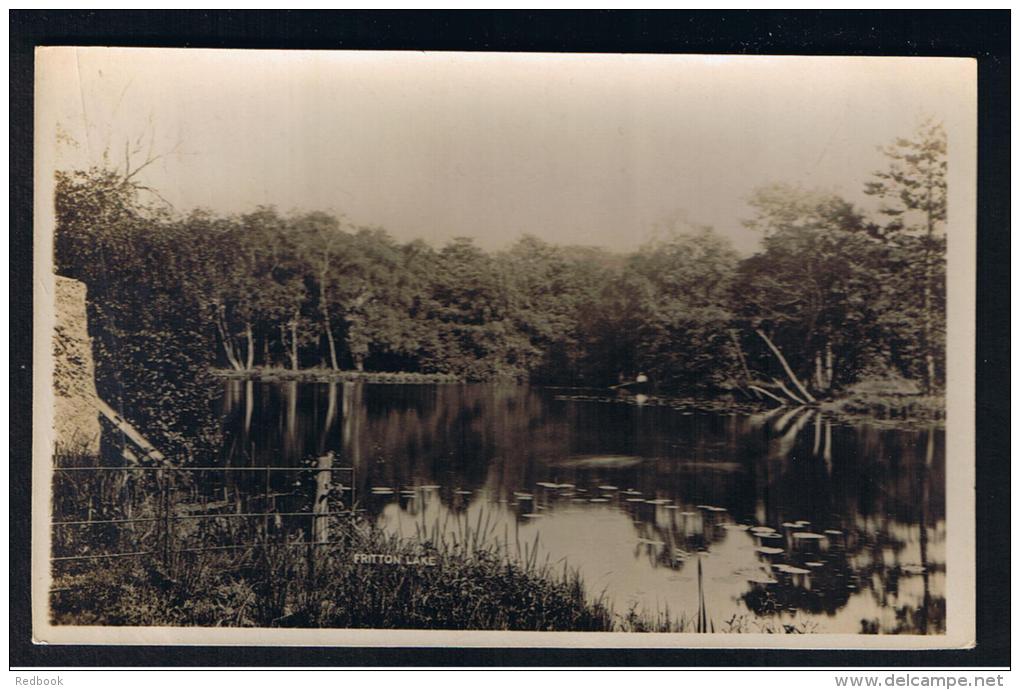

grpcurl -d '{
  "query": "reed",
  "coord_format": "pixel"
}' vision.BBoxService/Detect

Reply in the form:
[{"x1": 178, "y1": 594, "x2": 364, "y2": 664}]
[{"x1": 49, "y1": 451, "x2": 810, "y2": 632}]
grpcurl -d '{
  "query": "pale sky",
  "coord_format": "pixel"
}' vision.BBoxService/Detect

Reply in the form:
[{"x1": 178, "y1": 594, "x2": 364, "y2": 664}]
[{"x1": 39, "y1": 48, "x2": 975, "y2": 255}]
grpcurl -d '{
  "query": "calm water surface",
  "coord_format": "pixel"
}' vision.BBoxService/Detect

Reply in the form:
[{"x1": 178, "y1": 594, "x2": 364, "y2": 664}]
[{"x1": 221, "y1": 381, "x2": 945, "y2": 634}]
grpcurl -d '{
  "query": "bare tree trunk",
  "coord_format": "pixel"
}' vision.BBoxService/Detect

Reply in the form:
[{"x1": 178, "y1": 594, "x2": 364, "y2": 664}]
[
  {"x1": 922, "y1": 177, "x2": 937, "y2": 394},
  {"x1": 922, "y1": 241, "x2": 935, "y2": 394},
  {"x1": 215, "y1": 305, "x2": 243, "y2": 371},
  {"x1": 771, "y1": 377, "x2": 807, "y2": 406},
  {"x1": 825, "y1": 340, "x2": 834, "y2": 390},
  {"x1": 749, "y1": 385, "x2": 786, "y2": 405},
  {"x1": 319, "y1": 258, "x2": 340, "y2": 370},
  {"x1": 244, "y1": 322, "x2": 255, "y2": 370},
  {"x1": 755, "y1": 329, "x2": 816, "y2": 403},
  {"x1": 290, "y1": 316, "x2": 299, "y2": 370},
  {"x1": 728, "y1": 330, "x2": 759, "y2": 398},
  {"x1": 322, "y1": 311, "x2": 340, "y2": 370},
  {"x1": 279, "y1": 323, "x2": 289, "y2": 369}
]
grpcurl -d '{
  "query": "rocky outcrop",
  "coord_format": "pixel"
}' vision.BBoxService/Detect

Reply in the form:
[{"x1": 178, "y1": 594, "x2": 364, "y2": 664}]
[{"x1": 53, "y1": 275, "x2": 101, "y2": 454}]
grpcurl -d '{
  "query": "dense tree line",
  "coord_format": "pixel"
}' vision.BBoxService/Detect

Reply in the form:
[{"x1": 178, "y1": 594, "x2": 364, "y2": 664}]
[{"x1": 54, "y1": 121, "x2": 946, "y2": 454}]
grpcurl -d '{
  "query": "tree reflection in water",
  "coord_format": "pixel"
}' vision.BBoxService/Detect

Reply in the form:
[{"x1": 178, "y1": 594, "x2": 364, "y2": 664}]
[{"x1": 222, "y1": 382, "x2": 945, "y2": 634}]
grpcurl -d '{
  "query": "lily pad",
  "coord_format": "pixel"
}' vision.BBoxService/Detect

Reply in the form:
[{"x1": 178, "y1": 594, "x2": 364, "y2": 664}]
[
  {"x1": 792, "y1": 532, "x2": 826, "y2": 540},
  {"x1": 774, "y1": 564, "x2": 811, "y2": 575}
]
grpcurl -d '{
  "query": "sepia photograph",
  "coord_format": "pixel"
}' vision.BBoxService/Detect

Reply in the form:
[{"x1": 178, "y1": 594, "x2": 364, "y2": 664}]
[{"x1": 31, "y1": 47, "x2": 977, "y2": 648}]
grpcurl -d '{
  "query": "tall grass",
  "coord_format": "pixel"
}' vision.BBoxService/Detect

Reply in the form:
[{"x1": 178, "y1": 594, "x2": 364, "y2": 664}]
[
  {"x1": 49, "y1": 451, "x2": 809, "y2": 632},
  {"x1": 51, "y1": 514, "x2": 617, "y2": 630}
]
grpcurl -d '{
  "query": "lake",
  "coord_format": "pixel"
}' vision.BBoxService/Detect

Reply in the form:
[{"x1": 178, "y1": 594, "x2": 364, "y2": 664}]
[{"x1": 220, "y1": 380, "x2": 945, "y2": 634}]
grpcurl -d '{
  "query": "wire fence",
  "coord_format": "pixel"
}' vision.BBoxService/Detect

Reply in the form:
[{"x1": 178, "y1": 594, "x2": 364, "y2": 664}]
[{"x1": 49, "y1": 461, "x2": 359, "y2": 568}]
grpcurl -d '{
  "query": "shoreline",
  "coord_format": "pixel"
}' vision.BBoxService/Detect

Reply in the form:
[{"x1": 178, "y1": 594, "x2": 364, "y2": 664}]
[
  {"x1": 212, "y1": 367, "x2": 463, "y2": 384},
  {"x1": 212, "y1": 368, "x2": 944, "y2": 430}
]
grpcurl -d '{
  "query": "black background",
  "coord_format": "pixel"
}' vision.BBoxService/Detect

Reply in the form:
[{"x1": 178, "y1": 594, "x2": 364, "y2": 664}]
[{"x1": 9, "y1": 10, "x2": 1010, "y2": 668}]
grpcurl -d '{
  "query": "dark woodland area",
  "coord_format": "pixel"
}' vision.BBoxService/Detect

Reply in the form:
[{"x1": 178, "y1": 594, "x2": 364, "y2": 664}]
[{"x1": 54, "y1": 120, "x2": 946, "y2": 460}]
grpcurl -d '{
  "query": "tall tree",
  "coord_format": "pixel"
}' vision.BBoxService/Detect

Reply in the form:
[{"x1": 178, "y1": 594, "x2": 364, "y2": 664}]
[
  {"x1": 501, "y1": 236, "x2": 613, "y2": 384},
  {"x1": 864, "y1": 119, "x2": 947, "y2": 393},
  {"x1": 627, "y1": 227, "x2": 741, "y2": 392},
  {"x1": 293, "y1": 212, "x2": 347, "y2": 370},
  {"x1": 54, "y1": 166, "x2": 222, "y2": 460},
  {"x1": 736, "y1": 185, "x2": 885, "y2": 396}
]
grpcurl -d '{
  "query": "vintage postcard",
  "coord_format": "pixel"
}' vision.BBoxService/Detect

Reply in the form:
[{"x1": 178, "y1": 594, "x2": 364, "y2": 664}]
[{"x1": 32, "y1": 48, "x2": 976, "y2": 648}]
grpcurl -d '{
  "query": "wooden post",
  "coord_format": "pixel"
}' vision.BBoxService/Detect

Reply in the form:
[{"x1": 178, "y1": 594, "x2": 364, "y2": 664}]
[
  {"x1": 160, "y1": 469, "x2": 170, "y2": 568},
  {"x1": 263, "y1": 464, "x2": 271, "y2": 541},
  {"x1": 313, "y1": 451, "x2": 334, "y2": 545}
]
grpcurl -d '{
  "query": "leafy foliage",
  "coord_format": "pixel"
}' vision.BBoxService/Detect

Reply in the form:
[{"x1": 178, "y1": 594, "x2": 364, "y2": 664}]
[{"x1": 54, "y1": 122, "x2": 946, "y2": 431}]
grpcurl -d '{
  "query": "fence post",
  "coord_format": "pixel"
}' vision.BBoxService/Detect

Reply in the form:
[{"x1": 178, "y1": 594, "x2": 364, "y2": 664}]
[
  {"x1": 263, "y1": 465, "x2": 271, "y2": 541},
  {"x1": 312, "y1": 451, "x2": 333, "y2": 545},
  {"x1": 159, "y1": 468, "x2": 170, "y2": 568}
]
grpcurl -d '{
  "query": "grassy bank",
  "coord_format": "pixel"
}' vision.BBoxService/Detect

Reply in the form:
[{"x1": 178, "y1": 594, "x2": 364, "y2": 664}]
[
  {"x1": 819, "y1": 393, "x2": 944, "y2": 428},
  {"x1": 49, "y1": 509, "x2": 819, "y2": 632},
  {"x1": 51, "y1": 518, "x2": 614, "y2": 630},
  {"x1": 818, "y1": 377, "x2": 944, "y2": 428},
  {"x1": 49, "y1": 457, "x2": 612, "y2": 630}
]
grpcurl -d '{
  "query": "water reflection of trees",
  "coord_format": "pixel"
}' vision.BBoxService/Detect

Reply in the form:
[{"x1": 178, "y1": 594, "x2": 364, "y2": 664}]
[{"x1": 221, "y1": 383, "x2": 946, "y2": 633}]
